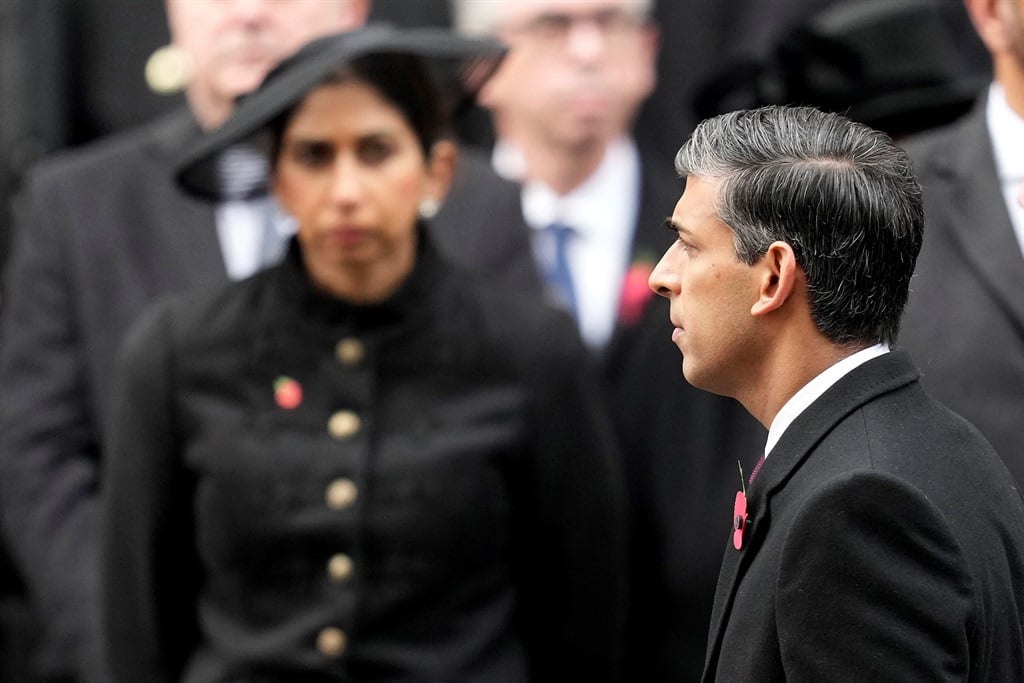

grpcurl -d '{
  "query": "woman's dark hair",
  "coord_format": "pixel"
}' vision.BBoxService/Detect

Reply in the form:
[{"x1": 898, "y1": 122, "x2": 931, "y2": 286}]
[{"x1": 270, "y1": 52, "x2": 446, "y2": 163}]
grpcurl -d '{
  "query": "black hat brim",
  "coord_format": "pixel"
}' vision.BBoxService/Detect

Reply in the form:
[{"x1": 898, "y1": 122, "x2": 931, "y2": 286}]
[{"x1": 175, "y1": 24, "x2": 506, "y2": 200}]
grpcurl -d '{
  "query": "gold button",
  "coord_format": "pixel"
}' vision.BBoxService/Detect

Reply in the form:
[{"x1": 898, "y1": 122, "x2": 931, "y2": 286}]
[
  {"x1": 327, "y1": 553, "x2": 354, "y2": 583},
  {"x1": 335, "y1": 338, "x2": 364, "y2": 366},
  {"x1": 325, "y1": 478, "x2": 358, "y2": 510},
  {"x1": 316, "y1": 626, "x2": 347, "y2": 657},
  {"x1": 328, "y1": 410, "x2": 361, "y2": 439}
]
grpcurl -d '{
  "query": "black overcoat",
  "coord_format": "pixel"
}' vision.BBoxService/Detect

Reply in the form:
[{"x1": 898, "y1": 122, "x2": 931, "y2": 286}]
[
  {"x1": 703, "y1": 352, "x2": 1024, "y2": 681},
  {"x1": 103, "y1": 234, "x2": 626, "y2": 683}
]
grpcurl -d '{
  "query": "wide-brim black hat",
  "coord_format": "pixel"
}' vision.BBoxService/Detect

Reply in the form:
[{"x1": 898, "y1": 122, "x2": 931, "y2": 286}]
[{"x1": 176, "y1": 23, "x2": 506, "y2": 200}]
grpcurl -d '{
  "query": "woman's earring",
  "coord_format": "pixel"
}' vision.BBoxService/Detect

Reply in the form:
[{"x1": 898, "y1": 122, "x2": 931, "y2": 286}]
[
  {"x1": 418, "y1": 197, "x2": 440, "y2": 220},
  {"x1": 145, "y1": 45, "x2": 193, "y2": 94}
]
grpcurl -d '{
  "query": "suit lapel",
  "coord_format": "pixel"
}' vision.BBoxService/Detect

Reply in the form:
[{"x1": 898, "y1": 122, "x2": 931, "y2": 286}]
[
  {"x1": 433, "y1": 150, "x2": 544, "y2": 297},
  {"x1": 701, "y1": 353, "x2": 921, "y2": 679},
  {"x1": 630, "y1": 151, "x2": 681, "y2": 266},
  {"x1": 933, "y1": 100, "x2": 1024, "y2": 336},
  {"x1": 605, "y1": 149, "x2": 681, "y2": 354},
  {"x1": 701, "y1": 471, "x2": 771, "y2": 681}
]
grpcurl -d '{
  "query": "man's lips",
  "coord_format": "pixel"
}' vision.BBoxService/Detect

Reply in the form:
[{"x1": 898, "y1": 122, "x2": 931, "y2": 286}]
[{"x1": 672, "y1": 327, "x2": 684, "y2": 343}]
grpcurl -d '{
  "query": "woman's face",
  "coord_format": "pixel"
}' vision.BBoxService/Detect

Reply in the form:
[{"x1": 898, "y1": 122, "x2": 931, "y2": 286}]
[{"x1": 272, "y1": 78, "x2": 451, "y2": 296}]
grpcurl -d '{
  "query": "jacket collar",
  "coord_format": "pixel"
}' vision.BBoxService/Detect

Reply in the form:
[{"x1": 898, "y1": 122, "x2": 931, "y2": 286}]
[
  {"x1": 269, "y1": 221, "x2": 445, "y2": 334},
  {"x1": 923, "y1": 94, "x2": 1024, "y2": 332},
  {"x1": 701, "y1": 351, "x2": 920, "y2": 680}
]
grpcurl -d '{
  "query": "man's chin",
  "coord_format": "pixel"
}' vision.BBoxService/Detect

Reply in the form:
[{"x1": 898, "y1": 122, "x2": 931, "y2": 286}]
[
  {"x1": 219, "y1": 66, "x2": 274, "y2": 99},
  {"x1": 551, "y1": 117, "x2": 613, "y2": 148},
  {"x1": 681, "y1": 362, "x2": 713, "y2": 394}
]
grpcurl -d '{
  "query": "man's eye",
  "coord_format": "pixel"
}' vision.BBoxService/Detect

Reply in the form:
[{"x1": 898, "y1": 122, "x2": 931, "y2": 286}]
[{"x1": 533, "y1": 14, "x2": 571, "y2": 37}]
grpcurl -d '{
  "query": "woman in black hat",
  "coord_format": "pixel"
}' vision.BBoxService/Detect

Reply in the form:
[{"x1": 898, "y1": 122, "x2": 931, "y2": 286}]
[{"x1": 101, "y1": 26, "x2": 625, "y2": 683}]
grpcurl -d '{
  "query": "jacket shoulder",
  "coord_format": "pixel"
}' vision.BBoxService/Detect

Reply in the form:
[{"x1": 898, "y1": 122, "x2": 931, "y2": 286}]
[
  {"x1": 26, "y1": 109, "x2": 198, "y2": 189},
  {"x1": 900, "y1": 99, "x2": 986, "y2": 172},
  {"x1": 439, "y1": 264, "x2": 585, "y2": 370},
  {"x1": 128, "y1": 272, "x2": 266, "y2": 354}
]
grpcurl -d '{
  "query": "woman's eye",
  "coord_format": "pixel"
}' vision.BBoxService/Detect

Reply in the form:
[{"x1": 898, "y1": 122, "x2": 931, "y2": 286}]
[
  {"x1": 359, "y1": 137, "x2": 394, "y2": 164},
  {"x1": 292, "y1": 142, "x2": 333, "y2": 168},
  {"x1": 360, "y1": 140, "x2": 391, "y2": 164}
]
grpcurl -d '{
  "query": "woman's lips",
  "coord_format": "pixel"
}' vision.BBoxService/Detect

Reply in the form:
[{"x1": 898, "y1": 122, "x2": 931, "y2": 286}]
[{"x1": 325, "y1": 227, "x2": 370, "y2": 247}]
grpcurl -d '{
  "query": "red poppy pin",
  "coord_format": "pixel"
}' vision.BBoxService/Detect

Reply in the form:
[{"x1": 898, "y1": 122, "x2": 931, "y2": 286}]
[
  {"x1": 617, "y1": 259, "x2": 656, "y2": 325},
  {"x1": 274, "y1": 376, "x2": 303, "y2": 410},
  {"x1": 733, "y1": 490, "x2": 748, "y2": 550},
  {"x1": 733, "y1": 461, "x2": 749, "y2": 550}
]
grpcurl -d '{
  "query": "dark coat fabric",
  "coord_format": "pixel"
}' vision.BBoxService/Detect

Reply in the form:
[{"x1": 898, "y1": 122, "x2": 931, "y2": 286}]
[
  {"x1": 898, "y1": 95, "x2": 1024, "y2": 488},
  {"x1": 432, "y1": 147, "x2": 767, "y2": 681},
  {"x1": 102, "y1": 234, "x2": 626, "y2": 683},
  {"x1": 0, "y1": 111, "x2": 538, "y2": 682},
  {"x1": 0, "y1": 107, "x2": 226, "y2": 681},
  {"x1": 702, "y1": 352, "x2": 1024, "y2": 682}
]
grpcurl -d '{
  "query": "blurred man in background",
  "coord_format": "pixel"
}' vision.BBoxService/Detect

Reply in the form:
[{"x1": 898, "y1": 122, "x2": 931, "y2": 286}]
[
  {"x1": 443, "y1": 1, "x2": 766, "y2": 679},
  {"x1": 0, "y1": 2, "x2": 368, "y2": 680},
  {"x1": 899, "y1": 0, "x2": 1024, "y2": 486}
]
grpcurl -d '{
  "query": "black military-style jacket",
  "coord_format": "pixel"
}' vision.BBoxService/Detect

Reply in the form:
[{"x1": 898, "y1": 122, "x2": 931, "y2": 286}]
[{"x1": 102, "y1": 228, "x2": 626, "y2": 683}]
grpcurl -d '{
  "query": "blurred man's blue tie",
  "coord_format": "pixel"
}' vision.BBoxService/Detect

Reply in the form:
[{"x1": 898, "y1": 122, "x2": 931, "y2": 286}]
[{"x1": 542, "y1": 221, "x2": 578, "y2": 320}]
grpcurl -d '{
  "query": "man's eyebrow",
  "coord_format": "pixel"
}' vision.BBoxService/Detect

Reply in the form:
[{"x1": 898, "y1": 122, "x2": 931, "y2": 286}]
[{"x1": 664, "y1": 218, "x2": 690, "y2": 235}]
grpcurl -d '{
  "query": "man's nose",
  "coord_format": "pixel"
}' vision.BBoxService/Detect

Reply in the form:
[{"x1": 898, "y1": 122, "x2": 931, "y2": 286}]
[{"x1": 648, "y1": 256, "x2": 676, "y2": 298}]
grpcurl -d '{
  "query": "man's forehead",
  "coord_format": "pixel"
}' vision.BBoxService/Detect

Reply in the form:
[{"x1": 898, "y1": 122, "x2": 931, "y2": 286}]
[{"x1": 675, "y1": 176, "x2": 723, "y2": 219}]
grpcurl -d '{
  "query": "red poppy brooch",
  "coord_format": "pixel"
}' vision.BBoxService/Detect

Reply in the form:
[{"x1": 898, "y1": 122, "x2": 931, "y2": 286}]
[
  {"x1": 617, "y1": 258, "x2": 656, "y2": 325},
  {"x1": 274, "y1": 376, "x2": 303, "y2": 410}
]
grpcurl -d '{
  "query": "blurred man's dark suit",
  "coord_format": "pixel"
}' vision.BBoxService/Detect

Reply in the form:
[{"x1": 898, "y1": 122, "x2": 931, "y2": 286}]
[
  {"x1": 433, "y1": 149, "x2": 767, "y2": 681},
  {"x1": 0, "y1": 108, "x2": 227, "y2": 681},
  {"x1": 899, "y1": 94, "x2": 1024, "y2": 488}
]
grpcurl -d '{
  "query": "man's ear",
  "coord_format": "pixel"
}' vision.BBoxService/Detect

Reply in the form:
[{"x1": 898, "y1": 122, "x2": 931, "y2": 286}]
[
  {"x1": 751, "y1": 241, "x2": 797, "y2": 316},
  {"x1": 965, "y1": 0, "x2": 1013, "y2": 54}
]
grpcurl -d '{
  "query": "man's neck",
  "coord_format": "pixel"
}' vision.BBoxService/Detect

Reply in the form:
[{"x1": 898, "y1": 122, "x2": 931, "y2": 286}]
[
  {"x1": 515, "y1": 136, "x2": 611, "y2": 196},
  {"x1": 186, "y1": 90, "x2": 233, "y2": 132},
  {"x1": 994, "y1": 57, "x2": 1024, "y2": 119},
  {"x1": 740, "y1": 332, "x2": 865, "y2": 430}
]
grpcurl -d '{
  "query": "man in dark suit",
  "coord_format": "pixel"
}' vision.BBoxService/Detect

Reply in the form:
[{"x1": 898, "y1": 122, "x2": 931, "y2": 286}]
[
  {"x1": 442, "y1": 2, "x2": 765, "y2": 679},
  {"x1": 650, "y1": 104, "x2": 1024, "y2": 681},
  {"x1": 899, "y1": 0, "x2": 1024, "y2": 486},
  {"x1": 0, "y1": 2, "x2": 369, "y2": 680}
]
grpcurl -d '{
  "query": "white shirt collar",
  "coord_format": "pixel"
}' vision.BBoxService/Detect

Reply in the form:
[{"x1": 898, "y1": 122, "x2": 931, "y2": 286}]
[
  {"x1": 764, "y1": 344, "x2": 890, "y2": 459},
  {"x1": 492, "y1": 138, "x2": 527, "y2": 181},
  {"x1": 986, "y1": 82, "x2": 1024, "y2": 184},
  {"x1": 985, "y1": 82, "x2": 1024, "y2": 257}
]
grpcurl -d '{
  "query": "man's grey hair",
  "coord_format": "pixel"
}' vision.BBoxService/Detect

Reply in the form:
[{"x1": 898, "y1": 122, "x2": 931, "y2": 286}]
[
  {"x1": 450, "y1": 0, "x2": 654, "y2": 37},
  {"x1": 675, "y1": 105, "x2": 923, "y2": 347}
]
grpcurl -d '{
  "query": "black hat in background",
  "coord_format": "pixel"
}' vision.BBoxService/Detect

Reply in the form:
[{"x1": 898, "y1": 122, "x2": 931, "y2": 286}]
[
  {"x1": 175, "y1": 23, "x2": 506, "y2": 200},
  {"x1": 693, "y1": 0, "x2": 991, "y2": 139}
]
